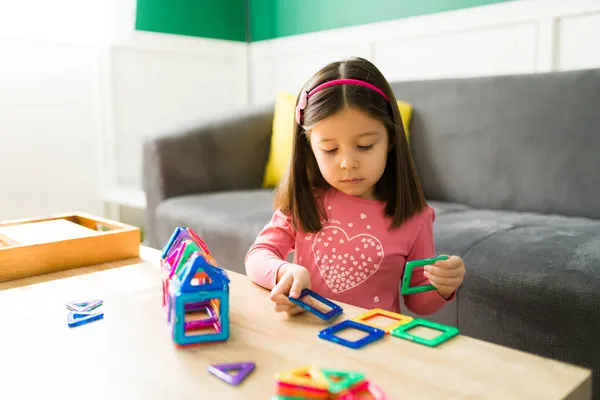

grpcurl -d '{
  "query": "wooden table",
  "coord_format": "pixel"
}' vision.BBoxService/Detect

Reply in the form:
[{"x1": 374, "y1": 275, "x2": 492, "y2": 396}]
[{"x1": 0, "y1": 246, "x2": 591, "y2": 400}]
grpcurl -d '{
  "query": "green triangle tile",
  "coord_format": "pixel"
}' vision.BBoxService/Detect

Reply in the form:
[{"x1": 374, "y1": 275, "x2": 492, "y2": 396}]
[{"x1": 320, "y1": 368, "x2": 365, "y2": 393}]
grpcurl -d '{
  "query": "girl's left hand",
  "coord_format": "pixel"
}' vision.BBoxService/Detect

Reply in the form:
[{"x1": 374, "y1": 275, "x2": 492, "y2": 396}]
[{"x1": 423, "y1": 255, "x2": 465, "y2": 300}]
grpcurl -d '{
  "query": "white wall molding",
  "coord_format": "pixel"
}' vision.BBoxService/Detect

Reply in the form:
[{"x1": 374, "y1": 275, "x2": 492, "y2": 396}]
[
  {"x1": 111, "y1": 31, "x2": 248, "y2": 58},
  {"x1": 534, "y1": 16, "x2": 558, "y2": 72},
  {"x1": 555, "y1": 10, "x2": 600, "y2": 71},
  {"x1": 249, "y1": 0, "x2": 600, "y2": 106}
]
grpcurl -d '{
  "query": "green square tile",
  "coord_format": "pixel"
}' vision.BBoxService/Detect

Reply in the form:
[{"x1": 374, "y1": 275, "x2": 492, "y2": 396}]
[
  {"x1": 390, "y1": 318, "x2": 459, "y2": 347},
  {"x1": 401, "y1": 256, "x2": 448, "y2": 294}
]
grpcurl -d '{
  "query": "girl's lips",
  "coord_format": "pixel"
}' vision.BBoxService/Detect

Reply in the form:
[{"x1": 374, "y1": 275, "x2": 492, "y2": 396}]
[{"x1": 341, "y1": 178, "x2": 364, "y2": 183}]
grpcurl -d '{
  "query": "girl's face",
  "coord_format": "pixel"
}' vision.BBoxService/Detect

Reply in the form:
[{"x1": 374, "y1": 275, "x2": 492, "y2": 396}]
[{"x1": 308, "y1": 107, "x2": 389, "y2": 200}]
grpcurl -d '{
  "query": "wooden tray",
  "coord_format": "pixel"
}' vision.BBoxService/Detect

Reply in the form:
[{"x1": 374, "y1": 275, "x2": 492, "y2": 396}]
[{"x1": 0, "y1": 212, "x2": 140, "y2": 283}]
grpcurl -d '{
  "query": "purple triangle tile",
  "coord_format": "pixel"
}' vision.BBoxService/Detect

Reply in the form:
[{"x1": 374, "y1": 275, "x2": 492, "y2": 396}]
[{"x1": 207, "y1": 362, "x2": 256, "y2": 386}]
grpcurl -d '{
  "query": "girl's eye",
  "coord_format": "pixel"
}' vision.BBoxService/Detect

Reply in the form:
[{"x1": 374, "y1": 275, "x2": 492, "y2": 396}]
[
  {"x1": 358, "y1": 144, "x2": 374, "y2": 151},
  {"x1": 323, "y1": 148, "x2": 337, "y2": 154}
]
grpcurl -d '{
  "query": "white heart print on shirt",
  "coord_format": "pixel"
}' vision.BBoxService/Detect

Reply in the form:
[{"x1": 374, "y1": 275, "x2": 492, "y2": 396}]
[{"x1": 312, "y1": 226, "x2": 384, "y2": 293}]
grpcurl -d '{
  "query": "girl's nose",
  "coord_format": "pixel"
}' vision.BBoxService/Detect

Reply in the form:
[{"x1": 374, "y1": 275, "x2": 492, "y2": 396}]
[{"x1": 340, "y1": 153, "x2": 358, "y2": 170}]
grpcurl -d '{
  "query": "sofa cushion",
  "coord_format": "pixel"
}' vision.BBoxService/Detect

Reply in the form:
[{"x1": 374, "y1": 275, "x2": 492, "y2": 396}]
[
  {"x1": 433, "y1": 209, "x2": 520, "y2": 257},
  {"x1": 431, "y1": 208, "x2": 594, "y2": 256},
  {"x1": 155, "y1": 189, "x2": 276, "y2": 274},
  {"x1": 456, "y1": 212, "x2": 600, "y2": 393},
  {"x1": 427, "y1": 200, "x2": 471, "y2": 216}
]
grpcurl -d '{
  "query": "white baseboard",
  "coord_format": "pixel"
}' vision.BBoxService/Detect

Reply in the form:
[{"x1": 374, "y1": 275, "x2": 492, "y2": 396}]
[{"x1": 103, "y1": 187, "x2": 147, "y2": 209}]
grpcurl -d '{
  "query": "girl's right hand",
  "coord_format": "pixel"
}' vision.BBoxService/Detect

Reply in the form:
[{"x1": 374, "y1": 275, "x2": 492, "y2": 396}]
[{"x1": 269, "y1": 263, "x2": 311, "y2": 316}]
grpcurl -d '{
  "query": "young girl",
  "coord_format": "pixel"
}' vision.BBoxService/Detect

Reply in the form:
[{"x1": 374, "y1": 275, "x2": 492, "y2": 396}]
[{"x1": 245, "y1": 57, "x2": 466, "y2": 316}]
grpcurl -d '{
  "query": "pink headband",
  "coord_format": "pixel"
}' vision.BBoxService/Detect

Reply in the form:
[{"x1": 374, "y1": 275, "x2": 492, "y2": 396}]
[{"x1": 295, "y1": 78, "x2": 390, "y2": 124}]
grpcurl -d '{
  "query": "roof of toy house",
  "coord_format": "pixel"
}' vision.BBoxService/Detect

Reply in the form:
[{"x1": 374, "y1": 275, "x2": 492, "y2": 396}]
[{"x1": 175, "y1": 252, "x2": 230, "y2": 293}]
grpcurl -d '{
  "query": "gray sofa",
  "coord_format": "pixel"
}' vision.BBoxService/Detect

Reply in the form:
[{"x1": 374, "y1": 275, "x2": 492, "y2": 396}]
[{"x1": 143, "y1": 68, "x2": 600, "y2": 396}]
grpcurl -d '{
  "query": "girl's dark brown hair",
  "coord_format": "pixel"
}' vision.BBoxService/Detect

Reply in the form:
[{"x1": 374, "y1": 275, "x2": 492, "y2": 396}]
[{"x1": 274, "y1": 57, "x2": 427, "y2": 232}]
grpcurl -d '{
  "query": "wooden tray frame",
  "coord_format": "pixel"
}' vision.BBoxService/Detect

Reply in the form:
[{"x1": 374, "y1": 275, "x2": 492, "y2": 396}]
[{"x1": 0, "y1": 212, "x2": 140, "y2": 283}]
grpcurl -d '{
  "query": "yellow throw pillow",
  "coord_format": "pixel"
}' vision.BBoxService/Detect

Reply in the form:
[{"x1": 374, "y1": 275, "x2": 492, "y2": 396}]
[
  {"x1": 397, "y1": 100, "x2": 413, "y2": 143},
  {"x1": 262, "y1": 92, "x2": 297, "y2": 188},
  {"x1": 262, "y1": 93, "x2": 413, "y2": 188}
]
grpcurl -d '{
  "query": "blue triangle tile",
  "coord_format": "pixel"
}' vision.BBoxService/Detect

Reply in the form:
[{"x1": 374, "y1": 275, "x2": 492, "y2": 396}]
[{"x1": 68, "y1": 310, "x2": 104, "y2": 327}]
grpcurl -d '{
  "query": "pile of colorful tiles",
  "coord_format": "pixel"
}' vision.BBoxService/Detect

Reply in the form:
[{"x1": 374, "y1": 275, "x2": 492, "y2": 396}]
[{"x1": 272, "y1": 366, "x2": 387, "y2": 399}]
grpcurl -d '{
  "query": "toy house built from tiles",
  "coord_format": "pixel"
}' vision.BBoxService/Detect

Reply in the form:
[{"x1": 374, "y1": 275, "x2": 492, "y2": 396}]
[{"x1": 160, "y1": 227, "x2": 230, "y2": 347}]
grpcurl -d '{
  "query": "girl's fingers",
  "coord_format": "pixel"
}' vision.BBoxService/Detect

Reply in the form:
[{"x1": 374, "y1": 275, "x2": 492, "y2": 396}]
[
  {"x1": 429, "y1": 280, "x2": 455, "y2": 293},
  {"x1": 274, "y1": 303, "x2": 304, "y2": 315},
  {"x1": 427, "y1": 275, "x2": 462, "y2": 289},
  {"x1": 425, "y1": 265, "x2": 460, "y2": 278},
  {"x1": 286, "y1": 305, "x2": 305, "y2": 316},
  {"x1": 270, "y1": 273, "x2": 294, "y2": 304},
  {"x1": 271, "y1": 294, "x2": 293, "y2": 306},
  {"x1": 289, "y1": 277, "x2": 306, "y2": 299},
  {"x1": 274, "y1": 303, "x2": 293, "y2": 312}
]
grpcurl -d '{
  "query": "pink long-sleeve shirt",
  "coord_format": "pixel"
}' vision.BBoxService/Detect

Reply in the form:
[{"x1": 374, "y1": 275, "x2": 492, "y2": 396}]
[{"x1": 245, "y1": 188, "x2": 454, "y2": 314}]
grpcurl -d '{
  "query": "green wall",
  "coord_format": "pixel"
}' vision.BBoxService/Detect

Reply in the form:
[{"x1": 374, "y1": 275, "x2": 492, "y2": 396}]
[
  {"x1": 135, "y1": 0, "x2": 515, "y2": 42},
  {"x1": 250, "y1": 0, "x2": 515, "y2": 41},
  {"x1": 135, "y1": 0, "x2": 247, "y2": 42}
]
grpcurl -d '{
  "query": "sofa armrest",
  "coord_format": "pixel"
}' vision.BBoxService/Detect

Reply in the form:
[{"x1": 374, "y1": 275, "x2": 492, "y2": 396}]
[{"x1": 142, "y1": 104, "x2": 274, "y2": 248}]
